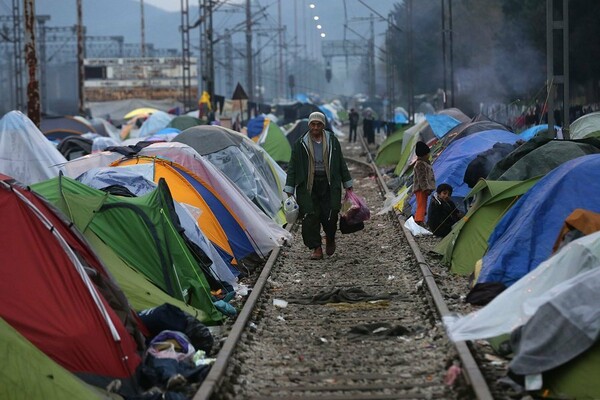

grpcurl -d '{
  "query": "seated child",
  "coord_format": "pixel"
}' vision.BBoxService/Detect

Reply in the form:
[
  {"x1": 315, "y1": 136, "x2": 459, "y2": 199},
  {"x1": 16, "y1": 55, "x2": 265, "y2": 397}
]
[{"x1": 427, "y1": 183, "x2": 463, "y2": 237}]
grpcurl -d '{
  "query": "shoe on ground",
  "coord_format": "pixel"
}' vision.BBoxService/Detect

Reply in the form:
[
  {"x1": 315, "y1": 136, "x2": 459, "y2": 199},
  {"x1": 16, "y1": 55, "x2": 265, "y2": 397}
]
[
  {"x1": 310, "y1": 246, "x2": 323, "y2": 260},
  {"x1": 325, "y1": 237, "x2": 336, "y2": 256}
]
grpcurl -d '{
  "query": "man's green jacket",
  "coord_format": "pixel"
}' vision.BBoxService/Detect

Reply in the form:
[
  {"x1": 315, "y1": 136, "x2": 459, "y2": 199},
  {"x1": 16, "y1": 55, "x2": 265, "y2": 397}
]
[{"x1": 284, "y1": 130, "x2": 353, "y2": 214}]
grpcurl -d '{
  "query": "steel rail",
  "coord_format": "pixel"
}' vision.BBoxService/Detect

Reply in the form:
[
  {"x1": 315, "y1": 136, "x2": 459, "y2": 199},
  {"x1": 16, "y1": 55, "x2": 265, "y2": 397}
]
[
  {"x1": 358, "y1": 135, "x2": 494, "y2": 400},
  {"x1": 192, "y1": 224, "x2": 293, "y2": 400}
]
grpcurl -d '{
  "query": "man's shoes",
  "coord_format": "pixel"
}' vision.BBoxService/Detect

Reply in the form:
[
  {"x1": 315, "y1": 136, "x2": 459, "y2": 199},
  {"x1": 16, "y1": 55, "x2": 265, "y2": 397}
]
[
  {"x1": 310, "y1": 247, "x2": 323, "y2": 260},
  {"x1": 325, "y1": 237, "x2": 336, "y2": 256}
]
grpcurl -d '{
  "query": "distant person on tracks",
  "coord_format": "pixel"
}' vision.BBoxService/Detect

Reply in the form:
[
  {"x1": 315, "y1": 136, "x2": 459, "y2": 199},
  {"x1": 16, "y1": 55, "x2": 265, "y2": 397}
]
[
  {"x1": 413, "y1": 141, "x2": 436, "y2": 228},
  {"x1": 348, "y1": 108, "x2": 360, "y2": 143},
  {"x1": 284, "y1": 111, "x2": 354, "y2": 260}
]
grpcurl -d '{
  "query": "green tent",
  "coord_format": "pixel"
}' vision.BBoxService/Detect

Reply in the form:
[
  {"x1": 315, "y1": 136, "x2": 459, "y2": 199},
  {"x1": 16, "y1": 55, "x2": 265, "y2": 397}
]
[
  {"x1": 543, "y1": 333, "x2": 600, "y2": 399},
  {"x1": 374, "y1": 125, "x2": 408, "y2": 166},
  {"x1": 434, "y1": 178, "x2": 540, "y2": 275},
  {"x1": 32, "y1": 176, "x2": 223, "y2": 324},
  {"x1": 258, "y1": 119, "x2": 292, "y2": 163},
  {"x1": 86, "y1": 231, "x2": 212, "y2": 318},
  {"x1": 0, "y1": 317, "x2": 113, "y2": 400},
  {"x1": 167, "y1": 115, "x2": 205, "y2": 131}
]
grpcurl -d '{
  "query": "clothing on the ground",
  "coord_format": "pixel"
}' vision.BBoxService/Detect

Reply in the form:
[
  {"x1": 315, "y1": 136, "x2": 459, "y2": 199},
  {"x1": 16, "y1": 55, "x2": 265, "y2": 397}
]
[{"x1": 427, "y1": 192, "x2": 461, "y2": 237}]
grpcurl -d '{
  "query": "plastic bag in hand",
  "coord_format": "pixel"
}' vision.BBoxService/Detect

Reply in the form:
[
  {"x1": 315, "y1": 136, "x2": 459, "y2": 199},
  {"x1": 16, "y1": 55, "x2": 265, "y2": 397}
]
[{"x1": 341, "y1": 190, "x2": 370, "y2": 225}]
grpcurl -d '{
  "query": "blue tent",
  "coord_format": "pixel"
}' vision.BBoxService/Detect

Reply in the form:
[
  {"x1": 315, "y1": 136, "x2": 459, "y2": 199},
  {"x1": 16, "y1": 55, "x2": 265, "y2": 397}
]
[
  {"x1": 424, "y1": 114, "x2": 461, "y2": 139},
  {"x1": 408, "y1": 129, "x2": 520, "y2": 214},
  {"x1": 478, "y1": 154, "x2": 600, "y2": 287}
]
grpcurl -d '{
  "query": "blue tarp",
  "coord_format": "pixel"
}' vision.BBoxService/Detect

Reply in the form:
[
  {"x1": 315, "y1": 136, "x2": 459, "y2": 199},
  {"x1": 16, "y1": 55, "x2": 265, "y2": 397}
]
[
  {"x1": 318, "y1": 106, "x2": 334, "y2": 122},
  {"x1": 247, "y1": 114, "x2": 265, "y2": 140},
  {"x1": 425, "y1": 114, "x2": 461, "y2": 139},
  {"x1": 294, "y1": 93, "x2": 310, "y2": 103},
  {"x1": 517, "y1": 124, "x2": 558, "y2": 140},
  {"x1": 478, "y1": 154, "x2": 600, "y2": 287}
]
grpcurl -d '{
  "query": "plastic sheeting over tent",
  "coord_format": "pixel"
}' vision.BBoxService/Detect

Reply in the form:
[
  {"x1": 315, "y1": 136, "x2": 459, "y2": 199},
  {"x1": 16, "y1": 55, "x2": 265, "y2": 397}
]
[
  {"x1": 0, "y1": 110, "x2": 66, "y2": 184},
  {"x1": 509, "y1": 266, "x2": 600, "y2": 399},
  {"x1": 60, "y1": 142, "x2": 291, "y2": 256},
  {"x1": 174, "y1": 125, "x2": 286, "y2": 224},
  {"x1": 478, "y1": 154, "x2": 600, "y2": 287},
  {"x1": 444, "y1": 230, "x2": 600, "y2": 342}
]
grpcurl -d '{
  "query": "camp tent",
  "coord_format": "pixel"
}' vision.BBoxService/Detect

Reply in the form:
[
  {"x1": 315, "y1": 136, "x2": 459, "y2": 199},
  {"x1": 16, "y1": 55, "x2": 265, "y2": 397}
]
[
  {"x1": 40, "y1": 115, "x2": 96, "y2": 141},
  {"x1": 247, "y1": 114, "x2": 292, "y2": 164},
  {"x1": 59, "y1": 142, "x2": 291, "y2": 254},
  {"x1": 0, "y1": 174, "x2": 141, "y2": 382},
  {"x1": 508, "y1": 265, "x2": 600, "y2": 399},
  {"x1": 114, "y1": 156, "x2": 257, "y2": 265},
  {"x1": 173, "y1": 125, "x2": 286, "y2": 223},
  {"x1": 168, "y1": 115, "x2": 204, "y2": 131},
  {"x1": 434, "y1": 178, "x2": 540, "y2": 275},
  {"x1": 406, "y1": 129, "x2": 521, "y2": 216},
  {"x1": 76, "y1": 165, "x2": 237, "y2": 286},
  {"x1": 488, "y1": 138, "x2": 600, "y2": 182},
  {"x1": 0, "y1": 317, "x2": 112, "y2": 399},
  {"x1": 32, "y1": 175, "x2": 223, "y2": 324},
  {"x1": 0, "y1": 110, "x2": 66, "y2": 185},
  {"x1": 444, "y1": 230, "x2": 600, "y2": 343},
  {"x1": 477, "y1": 154, "x2": 600, "y2": 288},
  {"x1": 569, "y1": 111, "x2": 600, "y2": 139}
]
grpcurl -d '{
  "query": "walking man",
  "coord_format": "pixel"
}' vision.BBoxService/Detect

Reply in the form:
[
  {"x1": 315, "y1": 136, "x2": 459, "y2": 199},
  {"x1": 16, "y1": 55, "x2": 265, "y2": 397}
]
[{"x1": 284, "y1": 112, "x2": 354, "y2": 260}]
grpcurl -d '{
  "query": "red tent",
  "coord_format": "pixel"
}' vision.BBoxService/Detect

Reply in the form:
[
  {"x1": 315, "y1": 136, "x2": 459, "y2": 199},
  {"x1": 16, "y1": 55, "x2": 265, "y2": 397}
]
[{"x1": 0, "y1": 174, "x2": 141, "y2": 379}]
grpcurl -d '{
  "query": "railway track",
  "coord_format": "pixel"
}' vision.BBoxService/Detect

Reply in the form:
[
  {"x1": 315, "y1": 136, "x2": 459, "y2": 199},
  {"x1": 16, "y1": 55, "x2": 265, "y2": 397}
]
[{"x1": 192, "y1": 133, "x2": 497, "y2": 400}]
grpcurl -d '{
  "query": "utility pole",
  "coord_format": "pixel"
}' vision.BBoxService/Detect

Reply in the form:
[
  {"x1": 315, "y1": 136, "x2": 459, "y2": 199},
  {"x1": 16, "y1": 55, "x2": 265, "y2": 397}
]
[
  {"x1": 180, "y1": 0, "x2": 192, "y2": 111},
  {"x1": 12, "y1": 0, "x2": 24, "y2": 111},
  {"x1": 36, "y1": 15, "x2": 50, "y2": 116},
  {"x1": 407, "y1": 0, "x2": 414, "y2": 123},
  {"x1": 277, "y1": 0, "x2": 283, "y2": 100},
  {"x1": 546, "y1": 0, "x2": 569, "y2": 137},
  {"x1": 441, "y1": 0, "x2": 447, "y2": 108},
  {"x1": 140, "y1": 0, "x2": 145, "y2": 57},
  {"x1": 23, "y1": 0, "x2": 40, "y2": 126},
  {"x1": 76, "y1": 0, "x2": 85, "y2": 115},
  {"x1": 245, "y1": 0, "x2": 253, "y2": 101},
  {"x1": 369, "y1": 15, "x2": 375, "y2": 98}
]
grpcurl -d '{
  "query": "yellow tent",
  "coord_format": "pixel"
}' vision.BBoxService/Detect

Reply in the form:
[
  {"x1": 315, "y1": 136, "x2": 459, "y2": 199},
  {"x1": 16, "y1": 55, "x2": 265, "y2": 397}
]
[{"x1": 113, "y1": 157, "x2": 239, "y2": 265}]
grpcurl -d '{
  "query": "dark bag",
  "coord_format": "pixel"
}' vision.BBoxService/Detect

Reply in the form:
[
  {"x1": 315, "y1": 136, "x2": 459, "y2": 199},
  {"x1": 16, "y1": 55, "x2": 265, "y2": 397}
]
[{"x1": 339, "y1": 215, "x2": 364, "y2": 234}]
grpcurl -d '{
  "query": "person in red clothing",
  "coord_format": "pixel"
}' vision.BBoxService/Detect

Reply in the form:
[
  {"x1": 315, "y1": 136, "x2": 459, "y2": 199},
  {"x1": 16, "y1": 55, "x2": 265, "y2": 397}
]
[{"x1": 412, "y1": 141, "x2": 436, "y2": 227}]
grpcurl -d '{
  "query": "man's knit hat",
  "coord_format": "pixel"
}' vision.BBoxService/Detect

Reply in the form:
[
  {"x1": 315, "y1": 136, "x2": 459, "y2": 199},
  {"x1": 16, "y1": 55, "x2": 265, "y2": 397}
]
[
  {"x1": 415, "y1": 141, "x2": 430, "y2": 157},
  {"x1": 308, "y1": 112, "x2": 326, "y2": 126}
]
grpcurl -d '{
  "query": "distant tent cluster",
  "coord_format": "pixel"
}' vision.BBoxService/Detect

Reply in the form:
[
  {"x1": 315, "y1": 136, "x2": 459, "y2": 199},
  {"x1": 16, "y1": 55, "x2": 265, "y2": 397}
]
[{"x1": 376, "y1": 107, "x2": 600, "y2": 399}]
